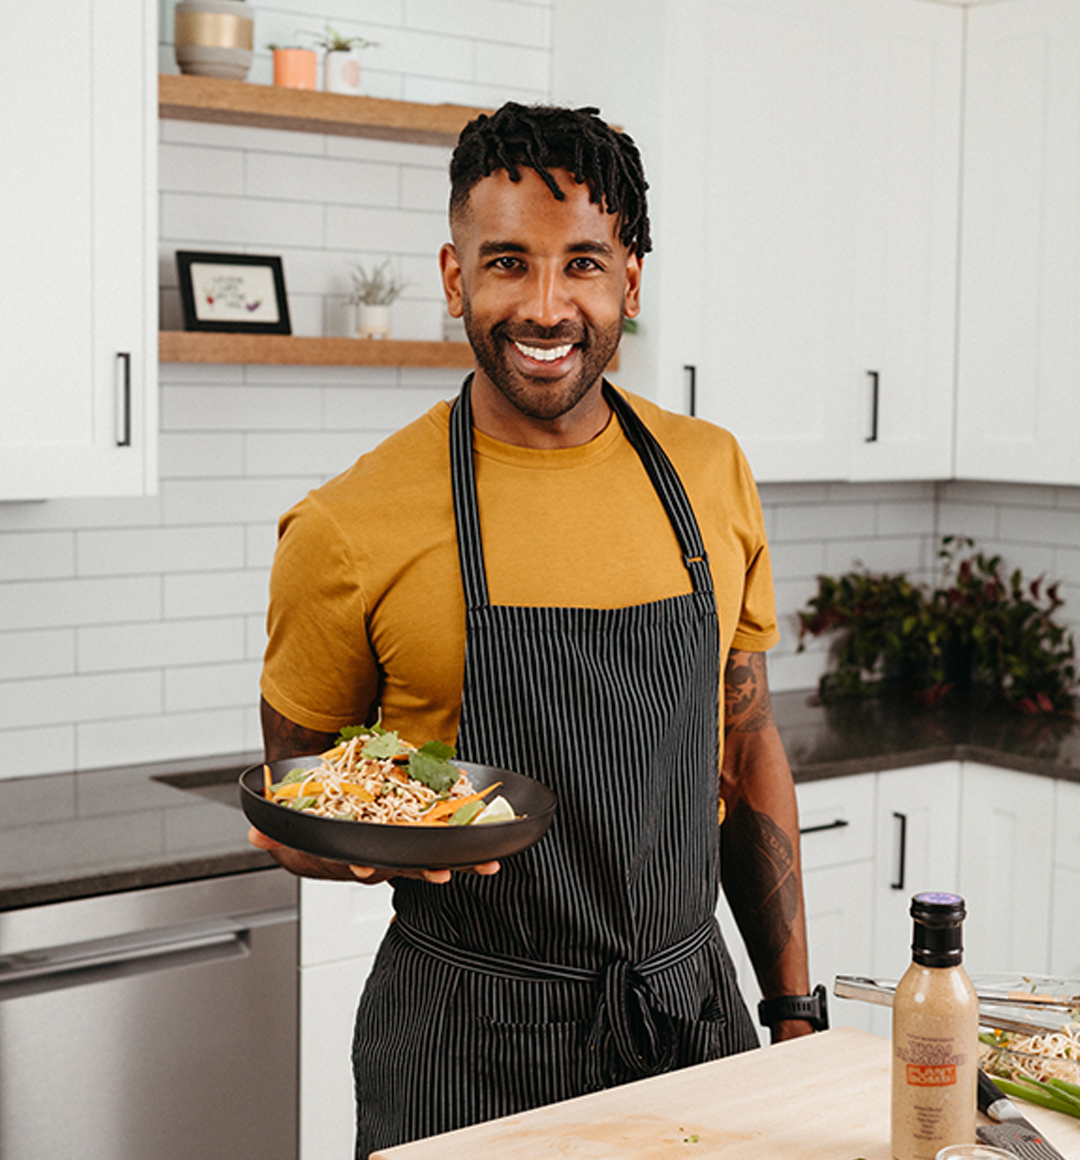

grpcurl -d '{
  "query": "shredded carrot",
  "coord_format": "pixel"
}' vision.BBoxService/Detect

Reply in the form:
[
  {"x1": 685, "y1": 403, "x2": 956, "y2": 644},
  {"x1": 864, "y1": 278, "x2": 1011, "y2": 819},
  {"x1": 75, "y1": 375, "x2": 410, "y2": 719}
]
[
  {"x1": 273, "y1": 780, "x2": 324, "y2": 800},
  {"x1": 340, "y1": 782, "x2": 375, "y2": 802},
  {"x1": 263, "y1": 764, "x2": 272, "y2": 798},
  {"x1": 422, "y1": 782, "x2": 501, "y2": 823}
]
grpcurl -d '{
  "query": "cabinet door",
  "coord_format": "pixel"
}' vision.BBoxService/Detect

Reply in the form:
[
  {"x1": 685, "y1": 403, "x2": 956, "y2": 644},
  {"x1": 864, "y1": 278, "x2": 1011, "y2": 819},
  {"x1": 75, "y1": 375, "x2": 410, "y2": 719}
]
[
  {"x1": 957, "y1": 0, "x2": 1080, "y2": 484},
  {"x1": 797, "y1": 773, "x2": 877, "y2": 1030},
  {"x1": 1050, "y1": 779, "x2": 1080, "y2": 977},
  {"x1": 682, "y1": 0, "x2": 960, "y2": 483},
  {"x1": 872, "y1": 762, "x2": 962, "y2": 979},
  {"x1": 847, "y1": 0, "x2": 962, "y2": 480},
  {"x1": 957, "y1": 763, "x2": 1055, "y2": 977},
  {"x1": 0, "y1": 1, "x2": 157, "y2": 498}
]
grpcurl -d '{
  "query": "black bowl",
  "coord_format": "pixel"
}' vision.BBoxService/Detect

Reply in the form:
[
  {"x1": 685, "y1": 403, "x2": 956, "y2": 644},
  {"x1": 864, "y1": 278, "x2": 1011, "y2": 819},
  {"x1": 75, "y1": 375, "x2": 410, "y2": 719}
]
[{"x1": 239, "y1": 757, "x2": 557, "y2": 869}]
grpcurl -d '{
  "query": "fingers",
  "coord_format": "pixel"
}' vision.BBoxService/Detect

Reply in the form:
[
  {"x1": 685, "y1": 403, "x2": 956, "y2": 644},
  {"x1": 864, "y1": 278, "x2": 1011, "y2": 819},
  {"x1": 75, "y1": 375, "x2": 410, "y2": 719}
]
[{"x1": 348, "y1": 860, "x2": 501, "y2": 884}]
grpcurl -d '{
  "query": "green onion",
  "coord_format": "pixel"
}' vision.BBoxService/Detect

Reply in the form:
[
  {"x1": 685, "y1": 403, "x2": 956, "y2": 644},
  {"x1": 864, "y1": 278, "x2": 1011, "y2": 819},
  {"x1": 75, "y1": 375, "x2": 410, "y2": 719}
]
[{"x1": 990, "y1": 1074, "x2": 1080, "y2": 1120}]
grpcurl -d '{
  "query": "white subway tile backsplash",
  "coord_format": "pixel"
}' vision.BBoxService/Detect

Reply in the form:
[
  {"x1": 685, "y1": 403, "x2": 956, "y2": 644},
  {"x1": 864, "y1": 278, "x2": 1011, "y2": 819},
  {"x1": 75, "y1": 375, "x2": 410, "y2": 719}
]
[
  {"x1": 162, "y1": 192, "x2": 325, "y2": 248},
  {"x1": 474, "y1": 40, "x2": 550, "y2": 91},
  {"x1": 160, "y1": 143, "x2": 246, "y2": 196},
  {"x1": 244, "y1": 152, "x2": 401, "y2": 208},
  {"x1": 163, "y1": 569, "x2": 271, "y2": 621},
  {"x1": 0, "y1": 532, "x2": 75, "y2": 581},
  {"x1": 406, "y1": 0, "x2": 550, "y2": 48},
  {"x1": 245, "y1": 431, "x2": 384, "y2": 478},
  {"x1": 322, "y1": 385, "x2": 451, "y2": 431},
  {"x1": 0, "y1": 629, "x2": 76, "y2": 681},
  {"x1": 0, "y1": 671, "x2": 162, "y2": 732},
  {"x1": 77, "y1": 708, "x2": 251, "y2": 772},
  {"x1": 999, "y1": 504, "x2": 1080, "y2": 548},
  {"x1": 0, "y1": 577, "x2": 162, "y2": 632},
  {"x1": 78, "y1": 618, "x2": 247, "y2": 674},
  {"x1": 0, "y1": 725, "x2": 76, "y2": 781},
  {"x1": 158, "y1": 433, "x2": 246, "y2": 479},
  {"x1": 76, "y1": 526, "x2": 243, "y2": 576},
  {"x1": 160, "y1": 385, "x2": 318, "y2": 432},
  {"x1": 772, "y1": 501, "x2": 878, "y2": 544},
  {"x1": 161, "y1": 479, "x2": 317, "y2": 527},
  {"x1": 165, "y1": 660, "x2": 262, "y2": 713},
  {"x1": 326, "y1": 204, "x2": 448, "y2": 255}
]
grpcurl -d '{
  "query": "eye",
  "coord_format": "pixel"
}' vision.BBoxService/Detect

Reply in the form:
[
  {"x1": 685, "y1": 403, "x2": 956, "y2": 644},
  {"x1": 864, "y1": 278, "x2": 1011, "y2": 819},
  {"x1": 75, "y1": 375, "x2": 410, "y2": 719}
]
[
  {"x1": 568, "y1": 256, "x2": 603, "y2": 273},
  {"x1": 487, "y1": 255, "x2": 523, "y2": 272}
]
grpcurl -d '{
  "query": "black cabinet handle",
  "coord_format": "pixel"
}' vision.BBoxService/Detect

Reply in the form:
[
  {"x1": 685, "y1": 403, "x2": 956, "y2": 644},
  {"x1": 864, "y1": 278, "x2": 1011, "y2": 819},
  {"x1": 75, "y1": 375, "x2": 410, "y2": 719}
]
[
  {"x1": 116, "y1": 352, "x2": 132, "y2": 447},
  {"x1": 799, "y1": 819, "x2": 849, "y2": 836},
  {"x1": 866, "y1": 370, "x2": 879, "y2": 442},
  {"x1": 684, "y1": 364, "x2": 697, "y2": 417},
  {"x1": 891, "y1": 811, "x2": 907, "y2": 890}
]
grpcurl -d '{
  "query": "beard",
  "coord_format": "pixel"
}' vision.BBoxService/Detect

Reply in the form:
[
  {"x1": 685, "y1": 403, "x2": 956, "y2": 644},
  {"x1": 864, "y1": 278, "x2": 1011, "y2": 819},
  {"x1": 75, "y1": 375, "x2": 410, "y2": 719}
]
[{"x1": 461, "y1": 302, "x2": 624, "y2": 422}]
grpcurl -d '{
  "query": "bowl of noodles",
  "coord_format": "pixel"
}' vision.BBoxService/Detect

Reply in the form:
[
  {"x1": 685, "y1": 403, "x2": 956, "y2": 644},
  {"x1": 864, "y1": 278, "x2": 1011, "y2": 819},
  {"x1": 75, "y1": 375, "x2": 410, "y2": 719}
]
[{"x1": 239, "y1": 730, "x2": 557, "y2": 869}]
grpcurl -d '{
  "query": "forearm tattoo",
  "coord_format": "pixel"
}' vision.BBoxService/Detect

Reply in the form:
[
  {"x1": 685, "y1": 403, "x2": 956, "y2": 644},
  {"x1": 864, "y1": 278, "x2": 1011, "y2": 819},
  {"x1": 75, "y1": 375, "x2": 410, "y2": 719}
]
[
  {"x1": 723, "y1": 651, "x2": 772, "y2": 738},
  {"x1": 721, "y1": 650, "x2": 798, "y2": 971},
  {"x1": 722, "y1": 799, "x2": 799, "y2": 972}
]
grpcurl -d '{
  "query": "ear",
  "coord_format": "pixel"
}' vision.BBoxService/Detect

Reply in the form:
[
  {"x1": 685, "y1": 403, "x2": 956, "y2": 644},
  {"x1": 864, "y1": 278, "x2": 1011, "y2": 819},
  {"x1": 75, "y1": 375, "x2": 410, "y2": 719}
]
[
  {"x1": 440, "y1": 243, "x2": 464, "y2": 318},
  {"x1": 623, "y1": 252, "x2": 643, "y2": 319}
]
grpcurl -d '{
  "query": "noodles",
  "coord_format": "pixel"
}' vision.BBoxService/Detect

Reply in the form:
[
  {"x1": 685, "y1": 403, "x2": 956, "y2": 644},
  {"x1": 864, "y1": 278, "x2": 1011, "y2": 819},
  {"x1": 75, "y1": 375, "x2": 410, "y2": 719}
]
[
  {"x1": 981, "y1": 1021, "x2": 1080, "y2": 1085},
  {"x1": 266, "y1": 732, "x2": 497, "y2": 825}
]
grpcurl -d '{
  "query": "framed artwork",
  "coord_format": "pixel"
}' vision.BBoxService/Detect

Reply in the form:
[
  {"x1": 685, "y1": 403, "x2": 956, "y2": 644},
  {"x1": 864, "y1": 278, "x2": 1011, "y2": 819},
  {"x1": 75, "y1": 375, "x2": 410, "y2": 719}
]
[{"x1": 176, "y1": 251, "x2": 292, "y2": 334}]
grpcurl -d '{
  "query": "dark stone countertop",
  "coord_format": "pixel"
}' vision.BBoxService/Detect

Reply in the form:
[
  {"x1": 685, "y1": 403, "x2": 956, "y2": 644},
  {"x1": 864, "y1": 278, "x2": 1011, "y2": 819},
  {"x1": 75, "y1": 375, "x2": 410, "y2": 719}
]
[{"x1": 3, "y1": 691, "x2": 1079, "y2": 912}]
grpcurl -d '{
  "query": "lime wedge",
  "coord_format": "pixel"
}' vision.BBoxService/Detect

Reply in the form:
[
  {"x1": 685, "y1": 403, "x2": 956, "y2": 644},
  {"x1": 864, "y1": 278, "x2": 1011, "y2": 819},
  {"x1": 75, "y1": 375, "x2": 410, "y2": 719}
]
[{"x1": 474, "y1": 795, "x2": 516, "y2": 825}]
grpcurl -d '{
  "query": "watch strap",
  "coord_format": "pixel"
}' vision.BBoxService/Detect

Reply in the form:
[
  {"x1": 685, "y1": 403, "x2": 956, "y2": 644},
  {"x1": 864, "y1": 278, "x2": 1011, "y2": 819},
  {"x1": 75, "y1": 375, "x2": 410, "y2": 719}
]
[{"x1": 757, "y1": 983, "x2": 829, "y2": 1031}]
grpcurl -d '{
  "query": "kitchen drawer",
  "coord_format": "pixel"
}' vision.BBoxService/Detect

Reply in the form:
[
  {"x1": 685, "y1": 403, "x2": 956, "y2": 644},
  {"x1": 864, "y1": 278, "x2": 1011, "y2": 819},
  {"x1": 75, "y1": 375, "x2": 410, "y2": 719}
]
[
  {"x1": 796, "y1": 773, "x2": 876, "y2": 872},
  {"x1": 299, "y1": 878, "x2": 393, "y2": 968}
]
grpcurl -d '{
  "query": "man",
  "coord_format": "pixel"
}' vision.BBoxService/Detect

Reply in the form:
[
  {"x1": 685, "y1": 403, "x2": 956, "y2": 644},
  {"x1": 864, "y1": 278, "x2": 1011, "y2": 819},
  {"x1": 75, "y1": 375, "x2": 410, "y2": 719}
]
[{"x1": 252, "y1": 102, "x2": 817, "y2": 1159}]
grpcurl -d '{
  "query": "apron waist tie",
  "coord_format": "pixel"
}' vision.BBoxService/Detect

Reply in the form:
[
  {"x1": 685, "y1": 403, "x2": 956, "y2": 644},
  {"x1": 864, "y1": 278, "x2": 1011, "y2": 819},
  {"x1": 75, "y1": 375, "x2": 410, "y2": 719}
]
[{"x1": 393, "y1": 918, "x2": 716, "y2": 1084}]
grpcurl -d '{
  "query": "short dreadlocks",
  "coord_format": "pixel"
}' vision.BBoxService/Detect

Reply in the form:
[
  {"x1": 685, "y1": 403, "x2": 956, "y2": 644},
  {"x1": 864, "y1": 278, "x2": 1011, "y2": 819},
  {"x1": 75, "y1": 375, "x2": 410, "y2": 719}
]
[{"x1": 449, "y1": 102, "x2": 652, "y2": 258}]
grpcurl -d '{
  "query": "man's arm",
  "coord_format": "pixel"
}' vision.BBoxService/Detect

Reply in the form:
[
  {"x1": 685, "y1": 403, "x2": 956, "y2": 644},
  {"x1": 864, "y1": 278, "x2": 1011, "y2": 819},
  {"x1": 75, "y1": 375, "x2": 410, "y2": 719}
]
[{"x1": 719, "y1": 649, "x2": 814, "y2": 1042}]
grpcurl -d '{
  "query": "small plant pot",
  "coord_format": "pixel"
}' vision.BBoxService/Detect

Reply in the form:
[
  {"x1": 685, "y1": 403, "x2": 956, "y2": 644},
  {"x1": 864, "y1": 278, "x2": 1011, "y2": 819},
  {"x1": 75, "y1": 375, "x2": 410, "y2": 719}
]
[
  {"x1": 324, "y1": 49, "x2": 362, "y2": 95},
  {"x1": 174, "y1": 0, "x2": 254, "y2": 80},
  {"x1": 356, "y1": 304, "x2": 392, "y2": 340},
  {"x1": 272, "y1": 48, "x2": 318, "y2": 90}
]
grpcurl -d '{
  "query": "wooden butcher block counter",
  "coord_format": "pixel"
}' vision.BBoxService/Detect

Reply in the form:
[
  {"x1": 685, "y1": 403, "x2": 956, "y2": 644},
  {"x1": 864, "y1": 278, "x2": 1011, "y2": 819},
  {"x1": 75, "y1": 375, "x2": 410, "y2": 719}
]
[{"x1": 373, "y1": 1027, "x2": 1080, "y2": 1159}]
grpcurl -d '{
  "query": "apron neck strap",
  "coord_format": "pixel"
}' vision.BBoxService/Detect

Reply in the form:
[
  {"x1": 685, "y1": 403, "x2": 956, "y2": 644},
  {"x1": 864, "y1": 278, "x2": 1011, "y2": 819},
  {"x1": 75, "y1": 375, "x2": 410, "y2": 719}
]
[{"x1": 450, "y1": 376, "x2": 714, "y2": 611}]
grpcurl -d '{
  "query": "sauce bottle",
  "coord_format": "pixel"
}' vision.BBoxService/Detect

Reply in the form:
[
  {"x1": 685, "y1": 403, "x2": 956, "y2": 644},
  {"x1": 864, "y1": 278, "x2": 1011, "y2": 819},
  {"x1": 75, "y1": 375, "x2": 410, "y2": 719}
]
[{"x1": 891, "y1": 892, "x2": 978, "y2": 1160}]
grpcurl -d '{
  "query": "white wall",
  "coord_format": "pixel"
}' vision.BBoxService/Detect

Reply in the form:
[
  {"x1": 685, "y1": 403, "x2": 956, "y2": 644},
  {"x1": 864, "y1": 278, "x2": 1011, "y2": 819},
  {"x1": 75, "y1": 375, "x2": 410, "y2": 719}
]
[{"x1": 2, "y1": 1, "x2": 1079, "y2": 780}]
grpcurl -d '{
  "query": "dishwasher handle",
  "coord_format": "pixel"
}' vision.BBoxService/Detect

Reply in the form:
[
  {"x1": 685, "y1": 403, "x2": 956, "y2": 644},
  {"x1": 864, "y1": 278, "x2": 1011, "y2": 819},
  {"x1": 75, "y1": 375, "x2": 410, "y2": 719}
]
[{"x1": 0, "y1": 905, "x2": 296, "y2": 1002}]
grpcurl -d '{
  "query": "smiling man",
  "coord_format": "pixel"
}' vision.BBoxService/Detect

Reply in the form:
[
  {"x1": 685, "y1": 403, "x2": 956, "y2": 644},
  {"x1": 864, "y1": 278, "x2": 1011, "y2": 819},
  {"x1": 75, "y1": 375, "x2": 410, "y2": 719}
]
[{"x1": 254, "y1": 103, "x2": 816, "y2": 1160}]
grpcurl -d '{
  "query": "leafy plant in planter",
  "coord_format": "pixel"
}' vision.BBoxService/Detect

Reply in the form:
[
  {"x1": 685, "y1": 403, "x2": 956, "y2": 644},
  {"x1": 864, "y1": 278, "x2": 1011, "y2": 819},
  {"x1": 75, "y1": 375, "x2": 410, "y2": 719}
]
[
  {"x1": 348, "y1": 260, "x2": 406, "y2": 307},
  {"x1": 797, "y1": 536, "x2": 1077, "y2": 715}
]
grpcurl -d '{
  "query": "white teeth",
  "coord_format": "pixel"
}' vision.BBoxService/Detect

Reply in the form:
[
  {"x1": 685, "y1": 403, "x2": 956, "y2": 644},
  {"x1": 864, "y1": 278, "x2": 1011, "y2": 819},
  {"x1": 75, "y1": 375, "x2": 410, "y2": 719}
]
[{"x1": 513, "y1": 341, "x2": 573, "y2": 362}]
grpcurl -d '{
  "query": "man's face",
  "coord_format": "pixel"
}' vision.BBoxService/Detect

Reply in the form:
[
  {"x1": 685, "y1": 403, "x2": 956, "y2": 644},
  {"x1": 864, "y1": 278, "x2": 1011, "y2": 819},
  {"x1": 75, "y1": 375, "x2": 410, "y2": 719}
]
[{"x1": 440, "y1": 168, "x2": 642, "y2": 441}]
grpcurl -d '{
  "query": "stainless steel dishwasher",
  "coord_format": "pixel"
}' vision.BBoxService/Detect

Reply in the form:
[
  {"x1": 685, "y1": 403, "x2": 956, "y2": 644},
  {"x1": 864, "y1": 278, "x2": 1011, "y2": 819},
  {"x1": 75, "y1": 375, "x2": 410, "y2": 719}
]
[{"x1": 0, "y1": 869, "x2": 297, "y2": 1160}]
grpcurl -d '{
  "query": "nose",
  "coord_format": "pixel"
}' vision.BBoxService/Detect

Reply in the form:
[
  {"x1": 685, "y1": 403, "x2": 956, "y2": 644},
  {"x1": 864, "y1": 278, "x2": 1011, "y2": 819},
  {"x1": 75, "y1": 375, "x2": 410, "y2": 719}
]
[{"x1": 518, "y1": 261, "x2": 575, "y2": 329}]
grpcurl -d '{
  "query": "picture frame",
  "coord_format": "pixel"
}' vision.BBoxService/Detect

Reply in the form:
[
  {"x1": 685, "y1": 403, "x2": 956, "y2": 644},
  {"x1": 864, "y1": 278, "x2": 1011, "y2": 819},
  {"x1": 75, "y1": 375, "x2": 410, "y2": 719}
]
[{"x1": 176, "y1": 251, "x2": 292, "y2": 334}]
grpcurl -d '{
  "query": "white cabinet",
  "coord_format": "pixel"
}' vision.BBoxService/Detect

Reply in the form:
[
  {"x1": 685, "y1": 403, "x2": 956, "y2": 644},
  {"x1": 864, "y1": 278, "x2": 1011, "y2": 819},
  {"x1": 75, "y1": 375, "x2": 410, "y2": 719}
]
[
  {"x1": 0, "y1": 1, "x2": 157, "y2": 499},
  {"x1": 299, "y1": 879, "x2": 393, "y2": 1160},
  {"x1": 957, "y1": 762, "x2": 1056, "y2": 977},
  {"x1": 554, "y1": 0, "x2": 962, "y2": 483},
  {"x1": 956, "y1": 0, "x2": 1080, "y2": 485},
  {"x1": 1049, "y1": 779, "x2": 1080, "y2": 977}
]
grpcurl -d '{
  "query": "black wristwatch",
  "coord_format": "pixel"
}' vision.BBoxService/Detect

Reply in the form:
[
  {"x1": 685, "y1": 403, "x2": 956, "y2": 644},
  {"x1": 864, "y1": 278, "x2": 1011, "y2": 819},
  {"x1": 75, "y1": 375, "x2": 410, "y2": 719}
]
[{"x1": 757, "y1": 983, "x2": 829, "y2": 1031}]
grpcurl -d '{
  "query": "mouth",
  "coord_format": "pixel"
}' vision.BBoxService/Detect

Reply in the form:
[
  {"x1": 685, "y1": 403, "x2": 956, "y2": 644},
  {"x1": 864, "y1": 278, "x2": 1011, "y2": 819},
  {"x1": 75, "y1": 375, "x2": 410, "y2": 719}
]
[{"x1": 510, "y1": 339, "x2": 578, "y2": 366}]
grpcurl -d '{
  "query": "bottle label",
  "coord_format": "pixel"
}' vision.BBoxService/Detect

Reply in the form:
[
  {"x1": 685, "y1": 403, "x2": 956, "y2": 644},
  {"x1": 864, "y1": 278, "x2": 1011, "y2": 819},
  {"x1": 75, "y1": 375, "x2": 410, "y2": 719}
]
[{"x1": 906, "y1": 1063, "x2": 956, "y2": 1086}]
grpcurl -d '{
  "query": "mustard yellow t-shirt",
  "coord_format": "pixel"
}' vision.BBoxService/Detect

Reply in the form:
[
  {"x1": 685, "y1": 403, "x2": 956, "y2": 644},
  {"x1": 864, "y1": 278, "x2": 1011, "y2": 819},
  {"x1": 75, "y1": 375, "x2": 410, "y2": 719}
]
[{"x1": 261, "y1": 386, "x2": 778, "y2": 756}]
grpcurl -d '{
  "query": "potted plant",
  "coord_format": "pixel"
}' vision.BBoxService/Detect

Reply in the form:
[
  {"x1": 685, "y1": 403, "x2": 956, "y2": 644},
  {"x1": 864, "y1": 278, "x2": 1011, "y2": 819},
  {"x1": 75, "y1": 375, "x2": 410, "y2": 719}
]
[
  {"x1": 175, "y1": 0, "x2": 254, "y2": 81},
  {"x1": 268, "y1": 41, "x2": 318, "y2": 89},
  {"x1": 314, "y1": 26, "x2": 378, "y2": 96},
  {"x1": 797, "y1": 536, "x2": 1077, "y2": 715},
  {"x1": 348, "y1": 261, "x2": 406, "y2": 340}
]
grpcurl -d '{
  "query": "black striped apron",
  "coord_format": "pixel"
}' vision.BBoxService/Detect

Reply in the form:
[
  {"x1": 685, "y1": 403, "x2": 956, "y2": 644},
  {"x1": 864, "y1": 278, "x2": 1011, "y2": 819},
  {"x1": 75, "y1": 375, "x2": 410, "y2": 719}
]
[{"x1": 351, "y1": 379, "x2": 757, "y2": 1158}]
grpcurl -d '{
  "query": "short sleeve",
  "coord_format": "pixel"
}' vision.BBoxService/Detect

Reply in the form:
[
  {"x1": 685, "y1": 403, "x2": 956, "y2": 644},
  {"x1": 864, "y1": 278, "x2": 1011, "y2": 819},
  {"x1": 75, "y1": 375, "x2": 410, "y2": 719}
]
[{"x1": 260, "y1": 493, "x2": 380, "y2": 733}]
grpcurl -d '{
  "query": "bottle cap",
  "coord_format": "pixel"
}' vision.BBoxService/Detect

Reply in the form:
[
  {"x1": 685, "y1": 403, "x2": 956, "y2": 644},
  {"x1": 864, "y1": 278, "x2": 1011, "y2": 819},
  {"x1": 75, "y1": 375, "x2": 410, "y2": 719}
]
[{"x1": 910, "y1": 891, "x2": 966, "y2": 967}]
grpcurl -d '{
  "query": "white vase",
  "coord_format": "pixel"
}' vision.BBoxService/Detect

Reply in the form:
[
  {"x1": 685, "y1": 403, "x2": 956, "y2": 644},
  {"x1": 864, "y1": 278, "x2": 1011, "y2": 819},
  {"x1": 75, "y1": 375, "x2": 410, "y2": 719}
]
[
  {"x1": 324, "y1": 49, "x2": 362, "y2": 95},
  {"x1": 356, "y1": 303, "x2": 392, "y2": 340},
  {"x1": 174, "y1": 0, "x2": 254, "y2": 80}
]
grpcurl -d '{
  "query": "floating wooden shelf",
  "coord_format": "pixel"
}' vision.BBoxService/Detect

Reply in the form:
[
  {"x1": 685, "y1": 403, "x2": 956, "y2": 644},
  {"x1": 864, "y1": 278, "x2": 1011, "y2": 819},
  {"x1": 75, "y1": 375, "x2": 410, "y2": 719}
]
[
  {"x1": 159, "y1": 73, "x2": 489, "y2": 146},
  {"x1": 159, "y1": 332, "x2": 476, "y2": 368}
]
